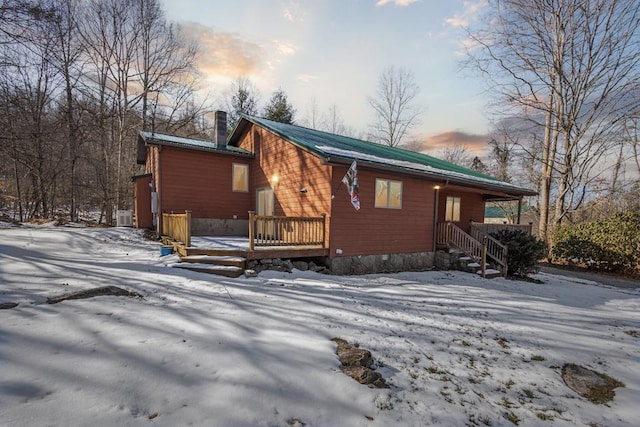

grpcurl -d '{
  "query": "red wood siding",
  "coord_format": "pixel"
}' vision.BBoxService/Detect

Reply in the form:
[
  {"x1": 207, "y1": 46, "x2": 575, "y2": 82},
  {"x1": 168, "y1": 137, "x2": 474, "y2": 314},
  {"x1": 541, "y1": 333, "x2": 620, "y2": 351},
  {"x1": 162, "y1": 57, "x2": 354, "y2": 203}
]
[
  {"x1": 158, "y1": 147, "x2": 251, "y2": 218},
  {"x1": 133, "y1": 174, "x2": 153, "y2": 228},
  {"x1": 330, "y1": 167, "x2": 436, "y2": 257},
  {"x1": 438, "y1": 189, "x2": 486, "y2": 233},
  {"x1": 237, "y1": 125, "x2": 333, "y2": 217}
]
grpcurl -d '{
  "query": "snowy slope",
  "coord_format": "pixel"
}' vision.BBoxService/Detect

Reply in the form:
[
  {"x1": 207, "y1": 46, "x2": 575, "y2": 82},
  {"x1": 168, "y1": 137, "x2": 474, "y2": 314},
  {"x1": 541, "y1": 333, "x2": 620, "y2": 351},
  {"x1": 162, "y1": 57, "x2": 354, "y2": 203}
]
[{"x1": 0, "y1": 225, "x2": 638, "y2": 426}]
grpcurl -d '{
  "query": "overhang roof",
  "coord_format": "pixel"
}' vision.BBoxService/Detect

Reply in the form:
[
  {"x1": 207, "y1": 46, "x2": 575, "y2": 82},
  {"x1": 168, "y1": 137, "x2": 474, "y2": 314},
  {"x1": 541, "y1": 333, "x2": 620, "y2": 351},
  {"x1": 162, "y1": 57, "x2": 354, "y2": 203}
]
[
  {"x1": 229, "y1": 116, "x2": 537, "y2": 198},
  {"x1": 139, "y1": 131, "x2": 253, "y2": 156}
]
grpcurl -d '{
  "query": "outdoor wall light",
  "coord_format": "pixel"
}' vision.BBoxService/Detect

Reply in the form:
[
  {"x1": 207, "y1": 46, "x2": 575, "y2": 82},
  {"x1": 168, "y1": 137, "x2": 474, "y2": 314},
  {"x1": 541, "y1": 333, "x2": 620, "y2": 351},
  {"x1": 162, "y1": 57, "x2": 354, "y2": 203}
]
[
  {"x1": 270, "y1": 174, "x2": 280, "y2": 185},
  {"x1": 300, "y1": 187, "x2": 308, "y2": 193},
  {"x1": 434, "y1": 185, "x2": 441, "y2": 190}
]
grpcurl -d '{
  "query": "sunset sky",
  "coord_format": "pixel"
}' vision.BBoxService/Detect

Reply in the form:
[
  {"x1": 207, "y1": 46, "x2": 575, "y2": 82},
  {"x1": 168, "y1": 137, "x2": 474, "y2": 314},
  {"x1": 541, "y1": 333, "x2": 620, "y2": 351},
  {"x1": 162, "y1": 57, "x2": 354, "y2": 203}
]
[{"x1": 160, "y1": 0, "x2": 491, "y2": 154}]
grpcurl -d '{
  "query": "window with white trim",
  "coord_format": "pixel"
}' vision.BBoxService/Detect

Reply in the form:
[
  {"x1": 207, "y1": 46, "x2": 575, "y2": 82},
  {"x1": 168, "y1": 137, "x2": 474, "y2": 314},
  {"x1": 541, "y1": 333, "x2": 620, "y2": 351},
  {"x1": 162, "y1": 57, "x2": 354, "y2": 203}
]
[
  {"x1": 445, "y1": 196, "x2": 461, "y2": 221},
  {"x1": 375, "y1": 179, "x2": 402, "y2": 209},
  {"x1": 232, "y1": 163, "x2": 249, "y2": 192}
]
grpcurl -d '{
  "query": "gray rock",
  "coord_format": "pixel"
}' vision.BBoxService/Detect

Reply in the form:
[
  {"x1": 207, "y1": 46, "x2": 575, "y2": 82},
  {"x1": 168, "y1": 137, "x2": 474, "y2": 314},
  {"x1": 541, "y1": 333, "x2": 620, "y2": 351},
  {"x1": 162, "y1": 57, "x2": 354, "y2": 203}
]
[
  {"x1": 561, "y1": 363, "x2": 624, "y2": 404},
  {"x1": 309, "y1": 261, "x2": 325, "y2": 272},
  {"x1": 292, "y1": 261, "x2": 308, "y2": 271},
  {"x1": 331, "y1": 338, "x2": 388, "y2": 389},
  {"x1": 283, "y1": 259, "x2": 294, "y2": 272},
  {"x1": 244, "y1": 269, "x2": 258, "y2": 278}
]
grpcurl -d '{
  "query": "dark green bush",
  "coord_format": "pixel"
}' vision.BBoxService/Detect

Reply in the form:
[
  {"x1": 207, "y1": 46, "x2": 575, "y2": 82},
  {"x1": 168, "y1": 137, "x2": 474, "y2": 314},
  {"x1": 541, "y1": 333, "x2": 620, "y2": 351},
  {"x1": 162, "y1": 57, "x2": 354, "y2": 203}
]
[
  {"x1": 552, "y1": 212, "x2": 640, "y2": 274},
  {"x1": 489, "y1": 229, "x2": 547, "y2": 277}
]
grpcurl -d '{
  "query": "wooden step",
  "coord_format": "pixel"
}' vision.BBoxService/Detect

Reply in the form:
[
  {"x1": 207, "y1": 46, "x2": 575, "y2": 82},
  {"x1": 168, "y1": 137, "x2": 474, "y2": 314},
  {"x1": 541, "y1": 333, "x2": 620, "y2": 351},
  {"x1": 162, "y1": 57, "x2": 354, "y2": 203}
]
[
  {"x1": 171, "y1": 263, "x2": 245, "y2": 278},
  {"x1": 180, "y1": 255, "x2": 246, "y2": 268},
  {"x1": 476, "y1": 268, "x2": 502, "y2": 279}
]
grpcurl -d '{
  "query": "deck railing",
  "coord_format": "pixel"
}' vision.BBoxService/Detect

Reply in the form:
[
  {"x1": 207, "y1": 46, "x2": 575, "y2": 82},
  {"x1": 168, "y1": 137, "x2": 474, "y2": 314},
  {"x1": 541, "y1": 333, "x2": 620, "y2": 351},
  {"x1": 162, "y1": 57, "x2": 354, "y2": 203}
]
[
  {"x1": 438, "y1": 222, "x2": 483, "y2": 259},
  {"x1": 470, "y1": 221, "x2": 532, "y2": 236},
  {"x1": 469, "y1": 224, "x2": 508, "y2": 276},
  {"x1": 436, "y1": 222, "x2": 509, "y2": 277},
  {"x1": 248, "y1": 212, "x2": 326, "y2": 250},
  {"x1": 162, "y1": 210, "x2": 191, "y2": 247}
]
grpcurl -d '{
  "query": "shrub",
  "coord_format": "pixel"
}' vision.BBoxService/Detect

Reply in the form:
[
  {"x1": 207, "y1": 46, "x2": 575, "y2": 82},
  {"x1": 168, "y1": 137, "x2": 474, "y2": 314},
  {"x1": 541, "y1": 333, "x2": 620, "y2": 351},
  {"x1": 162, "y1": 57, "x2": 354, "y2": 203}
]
[
  {"x1": 552, "y1": 212, "x2": 640, "y2": 274},
  {"x1": 489, "y1": 229, "x2": 547, "y2": 277}
]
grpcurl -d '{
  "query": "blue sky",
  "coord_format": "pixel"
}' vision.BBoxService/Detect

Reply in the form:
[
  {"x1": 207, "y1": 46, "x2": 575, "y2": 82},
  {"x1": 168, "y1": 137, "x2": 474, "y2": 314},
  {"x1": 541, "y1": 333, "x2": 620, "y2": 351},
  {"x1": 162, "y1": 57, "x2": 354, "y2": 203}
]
[{"x1": 160, "y1": 0, "x2": 491, "y2": 153}]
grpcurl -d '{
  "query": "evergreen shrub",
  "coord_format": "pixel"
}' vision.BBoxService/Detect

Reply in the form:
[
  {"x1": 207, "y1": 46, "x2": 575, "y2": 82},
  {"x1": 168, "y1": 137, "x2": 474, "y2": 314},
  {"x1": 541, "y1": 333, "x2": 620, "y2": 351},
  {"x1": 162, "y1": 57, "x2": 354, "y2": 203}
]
[
  {"x1": 552, "y1": 212, "x2": 640, "y2": 274},
  {"x1": 489, "y1": 229, "x2": 547, "y2": 277}
]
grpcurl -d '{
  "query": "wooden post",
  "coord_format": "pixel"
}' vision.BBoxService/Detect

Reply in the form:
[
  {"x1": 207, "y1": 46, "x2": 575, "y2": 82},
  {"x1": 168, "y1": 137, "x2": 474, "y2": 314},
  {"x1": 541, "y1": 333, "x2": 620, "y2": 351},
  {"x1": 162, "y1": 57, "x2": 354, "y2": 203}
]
[
  {"x1": 321, "y1": 213, "x2": 327, "y2": 248},
  {"x1": 481, "y1": 237, "x2": 487, "y2": 278},
  {"x1": 503, "y1": 245, "x2": 509, "y2": 277},
  {"x1": 185, "y1": 210, "x2": 191, "y2": 247},
  {"x1": 517, "y1": 196, "x2": 523, "y2": 224},
  {"x1": 248, "y1": 211, "x2": 255, "y2": 251}
]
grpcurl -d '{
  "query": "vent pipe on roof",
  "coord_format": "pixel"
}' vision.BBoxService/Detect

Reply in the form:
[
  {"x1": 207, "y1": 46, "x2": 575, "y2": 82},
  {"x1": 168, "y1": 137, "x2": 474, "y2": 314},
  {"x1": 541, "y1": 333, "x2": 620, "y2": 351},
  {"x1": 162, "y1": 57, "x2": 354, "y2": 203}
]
[{"x1": 214, "y1": 110, "x2": 227, "y2": 147}]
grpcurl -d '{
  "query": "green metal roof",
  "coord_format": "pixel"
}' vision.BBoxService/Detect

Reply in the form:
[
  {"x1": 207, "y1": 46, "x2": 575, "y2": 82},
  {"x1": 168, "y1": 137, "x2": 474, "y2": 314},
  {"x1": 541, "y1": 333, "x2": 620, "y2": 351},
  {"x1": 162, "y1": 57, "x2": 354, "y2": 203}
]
[
  {"x1": 230, "y1": 115, "x2": 536, "y2": 197},
  {"x1": 139, "y1": 131, "x2": 253, "y2": 156}
]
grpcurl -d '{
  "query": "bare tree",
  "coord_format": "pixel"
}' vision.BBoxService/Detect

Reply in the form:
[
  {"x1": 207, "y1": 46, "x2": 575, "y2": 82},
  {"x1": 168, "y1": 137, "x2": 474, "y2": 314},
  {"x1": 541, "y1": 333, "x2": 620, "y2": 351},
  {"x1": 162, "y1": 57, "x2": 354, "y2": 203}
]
[
  {"x1": 466, "y1": 0, "x2": 640, "y2": 242},
  {"x1": 437, "y1": 143, "x2": 473, "y2": 167},
  {"x1": 399, "y1": 138, "x2": 425, "y2": 153},
  {"x1": 224, "y1": 76, "x2": 260, "y2": 132},
  {"x1": 45, "y1": 0, "x2": 85, "y2": 221},
  {"x1": 368, "y1": 65, "x2": 422, "y2": 147},
  {"x1": 134, "y1": 0, "x2": 198, "y2": 132},
  {"x1": 300, "y1": 97, "x2": 321, "y2": 129},
  {"x1": 0, "y1": 8, "x2": 66, "y2": 219},
  {"x1": 300, "y1": 101, "x2": 352, "y2": 136},
  {"x1": 79, "y1": 0, "x2": 202, "y2": 222},
  {"x1": 0, "y1": 0, "x2": 209, "y2": 222},
  {"x1": 486, "y1": 132, "x2": 516, "y2": 183}
]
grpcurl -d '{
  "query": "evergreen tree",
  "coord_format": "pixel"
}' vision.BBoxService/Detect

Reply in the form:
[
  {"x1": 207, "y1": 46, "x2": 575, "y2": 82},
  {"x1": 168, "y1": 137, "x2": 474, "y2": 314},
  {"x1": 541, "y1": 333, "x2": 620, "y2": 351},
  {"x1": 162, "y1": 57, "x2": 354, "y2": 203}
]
[{"x1": 264, "y1": 88, "x2": 295, "y2": 124}]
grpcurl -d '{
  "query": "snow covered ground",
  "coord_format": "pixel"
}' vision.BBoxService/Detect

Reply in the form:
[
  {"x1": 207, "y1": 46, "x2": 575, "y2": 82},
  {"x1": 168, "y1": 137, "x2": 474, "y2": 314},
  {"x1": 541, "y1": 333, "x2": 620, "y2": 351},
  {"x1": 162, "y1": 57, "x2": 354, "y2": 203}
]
[{"x1": 1, "y1": 224, "x2": 638, "y2": 427}]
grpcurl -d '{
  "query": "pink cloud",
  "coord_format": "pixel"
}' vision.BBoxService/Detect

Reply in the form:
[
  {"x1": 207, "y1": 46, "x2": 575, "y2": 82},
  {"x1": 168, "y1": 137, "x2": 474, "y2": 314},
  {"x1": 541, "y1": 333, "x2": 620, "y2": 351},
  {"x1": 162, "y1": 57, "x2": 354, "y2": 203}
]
[{"x1": 181, "y1": 23, "x2": 265, "y2": 78}]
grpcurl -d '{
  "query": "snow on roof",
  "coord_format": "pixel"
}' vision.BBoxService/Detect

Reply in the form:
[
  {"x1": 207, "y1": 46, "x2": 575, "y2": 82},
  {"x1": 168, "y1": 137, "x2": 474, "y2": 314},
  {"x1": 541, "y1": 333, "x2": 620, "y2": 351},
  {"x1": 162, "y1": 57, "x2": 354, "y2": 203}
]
[
  {"x1": 139, "y1": 131, "x2": 252, "y2": 155},
  {"x1": 316, "y1": 145, "x2": 532, "y2": 194},
  {"x1": 234, "y1": 116, "x2": 536, "y2": 196}
]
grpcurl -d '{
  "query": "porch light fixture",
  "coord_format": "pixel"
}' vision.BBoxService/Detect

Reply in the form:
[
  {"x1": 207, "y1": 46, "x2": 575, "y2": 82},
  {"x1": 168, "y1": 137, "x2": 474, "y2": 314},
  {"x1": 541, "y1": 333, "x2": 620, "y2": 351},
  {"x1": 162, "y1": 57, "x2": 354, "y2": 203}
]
[
  {"x1": 300, "y1": 187, "x2": 307, "y2": 193},
  {"x1": 270, "y1": 174, "x2": 280, "y2": 186},
  {"x1": 434, "y1": 185, "x2": 441, "y2": 190}
]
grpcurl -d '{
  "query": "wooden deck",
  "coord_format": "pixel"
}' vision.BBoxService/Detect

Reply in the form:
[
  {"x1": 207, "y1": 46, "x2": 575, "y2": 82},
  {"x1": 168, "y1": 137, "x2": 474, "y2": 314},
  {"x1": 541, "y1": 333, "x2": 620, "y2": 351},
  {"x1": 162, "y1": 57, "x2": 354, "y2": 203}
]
[
  {"x1": 162, "y1": 235, "x2": 329, "y2": 260},
  {"x1": 161, "y1": 212, "x2": 329, "y2": 260}
]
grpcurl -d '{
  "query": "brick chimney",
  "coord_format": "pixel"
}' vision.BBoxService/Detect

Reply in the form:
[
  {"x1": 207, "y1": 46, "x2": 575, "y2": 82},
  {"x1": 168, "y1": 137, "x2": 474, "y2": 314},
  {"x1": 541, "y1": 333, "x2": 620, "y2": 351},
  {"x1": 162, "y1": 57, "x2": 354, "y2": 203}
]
[{"x1": 214, "y1": 110, "x2": 227, "y2": 146}]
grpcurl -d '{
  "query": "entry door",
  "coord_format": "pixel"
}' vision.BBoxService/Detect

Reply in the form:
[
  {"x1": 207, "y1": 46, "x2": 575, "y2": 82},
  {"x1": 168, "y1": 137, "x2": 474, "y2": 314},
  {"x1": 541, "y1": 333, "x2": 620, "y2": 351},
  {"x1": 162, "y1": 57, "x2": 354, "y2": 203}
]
[{"x1": 256, "y1": 187, "x2": 274, "y2": 238}]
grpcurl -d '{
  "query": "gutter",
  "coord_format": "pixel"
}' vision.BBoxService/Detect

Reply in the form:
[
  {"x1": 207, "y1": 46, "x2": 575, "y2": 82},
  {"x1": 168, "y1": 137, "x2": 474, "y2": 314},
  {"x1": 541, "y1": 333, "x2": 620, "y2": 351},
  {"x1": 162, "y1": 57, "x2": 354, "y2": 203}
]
[{"x1": 323, "y1": 156, "x2": 537, "y2": 198}]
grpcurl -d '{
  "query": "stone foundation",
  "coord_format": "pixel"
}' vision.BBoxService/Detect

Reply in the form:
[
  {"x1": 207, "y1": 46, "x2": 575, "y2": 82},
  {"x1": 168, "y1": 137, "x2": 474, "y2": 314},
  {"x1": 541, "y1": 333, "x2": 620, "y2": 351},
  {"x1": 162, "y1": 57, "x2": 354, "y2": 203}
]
[
  {"x1": 328, "y1": 252, "x2": 434, "y2": 276},
  {"x1": 191, "y1": 218, "x2": 248, "y2": 236}
]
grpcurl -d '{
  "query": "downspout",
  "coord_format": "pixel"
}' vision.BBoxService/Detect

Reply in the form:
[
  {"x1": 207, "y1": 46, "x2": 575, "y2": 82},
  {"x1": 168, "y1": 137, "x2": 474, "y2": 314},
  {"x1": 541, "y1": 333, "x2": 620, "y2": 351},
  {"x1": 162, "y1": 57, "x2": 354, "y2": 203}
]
[{"x1": 156, "y1": 145, "x2": 163, "y2": 235}]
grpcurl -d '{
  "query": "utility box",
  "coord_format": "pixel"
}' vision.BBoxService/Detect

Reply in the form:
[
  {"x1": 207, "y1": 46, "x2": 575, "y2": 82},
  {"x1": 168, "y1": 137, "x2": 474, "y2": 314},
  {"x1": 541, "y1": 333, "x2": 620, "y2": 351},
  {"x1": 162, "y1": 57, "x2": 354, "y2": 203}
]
[{"x1": 116, "y1": 210, "x2": 133, "y2": 227}]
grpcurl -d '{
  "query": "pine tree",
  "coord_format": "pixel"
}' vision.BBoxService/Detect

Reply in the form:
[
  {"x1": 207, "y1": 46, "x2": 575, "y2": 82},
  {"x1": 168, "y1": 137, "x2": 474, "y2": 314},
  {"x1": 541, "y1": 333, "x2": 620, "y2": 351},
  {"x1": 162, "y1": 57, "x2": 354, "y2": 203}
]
[{"x1": 264, "y1": 88, "x2": 295, "y2": 124}]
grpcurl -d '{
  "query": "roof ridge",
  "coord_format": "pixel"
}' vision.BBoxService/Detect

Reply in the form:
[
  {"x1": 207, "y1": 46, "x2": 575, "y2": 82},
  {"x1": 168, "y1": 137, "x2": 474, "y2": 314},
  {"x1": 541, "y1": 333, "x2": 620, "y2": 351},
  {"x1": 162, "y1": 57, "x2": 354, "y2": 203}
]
[
  {"x1": 243, "y1": 115, "x2": 500, "y2": 182},
  {"x1": 237, "y1": 115, "x2": 536, "y2": 197}
]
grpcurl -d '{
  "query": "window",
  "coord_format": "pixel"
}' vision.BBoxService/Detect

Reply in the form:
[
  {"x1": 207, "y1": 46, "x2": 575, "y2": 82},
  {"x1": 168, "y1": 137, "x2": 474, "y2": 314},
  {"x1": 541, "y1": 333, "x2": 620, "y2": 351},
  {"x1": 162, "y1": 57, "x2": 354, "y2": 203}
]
[
  {"x1": 445, "y1": 196, "x2": 461, "y2": 221},
  {"x1": 232, "y1": 163, "x2": 249, "y2": 192},
  {"x1": 375, "y1": 179, "x2": 402, "y2": 209}
]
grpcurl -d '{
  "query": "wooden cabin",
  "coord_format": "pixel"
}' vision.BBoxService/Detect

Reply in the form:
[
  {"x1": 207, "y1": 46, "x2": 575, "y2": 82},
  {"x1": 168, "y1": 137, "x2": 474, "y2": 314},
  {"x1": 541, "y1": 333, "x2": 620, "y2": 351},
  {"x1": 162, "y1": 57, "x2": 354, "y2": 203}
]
[{"x1": 134, "y1": 112, "x2": 536, "y2": 275}]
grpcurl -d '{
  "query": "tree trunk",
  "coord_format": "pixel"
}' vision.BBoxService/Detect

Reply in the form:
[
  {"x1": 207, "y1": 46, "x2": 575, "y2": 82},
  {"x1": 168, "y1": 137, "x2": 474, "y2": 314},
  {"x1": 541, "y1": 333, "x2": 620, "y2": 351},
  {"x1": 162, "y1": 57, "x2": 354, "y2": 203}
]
[{"x1": 538, "y1": 84, "x2": 556, "y2": 242}]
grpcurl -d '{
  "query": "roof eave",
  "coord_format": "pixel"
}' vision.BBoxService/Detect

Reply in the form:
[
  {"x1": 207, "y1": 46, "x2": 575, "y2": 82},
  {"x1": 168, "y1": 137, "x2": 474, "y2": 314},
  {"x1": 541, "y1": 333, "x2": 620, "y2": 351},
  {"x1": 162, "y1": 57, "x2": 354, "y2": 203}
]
[
  {"x1": 142, "y1": 135, "x2": 254, "y2": 158},
  {"x1": 324, "y1": 156, "x2": 537, "y2": 198}
]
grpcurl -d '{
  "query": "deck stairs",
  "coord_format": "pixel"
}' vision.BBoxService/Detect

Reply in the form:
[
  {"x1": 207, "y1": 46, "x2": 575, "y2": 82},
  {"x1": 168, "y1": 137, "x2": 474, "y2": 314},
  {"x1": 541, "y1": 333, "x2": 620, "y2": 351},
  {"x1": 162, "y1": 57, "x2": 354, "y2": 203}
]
[
  {"x1": 454, "y1": 252, "x2": 503, "y2": 279},
  {"x1": 438, "y1": 221, "x2": 508, "y2": 279},
  {"x1": 171, "y1": 255, "x2": 246, "y2": 278}
]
